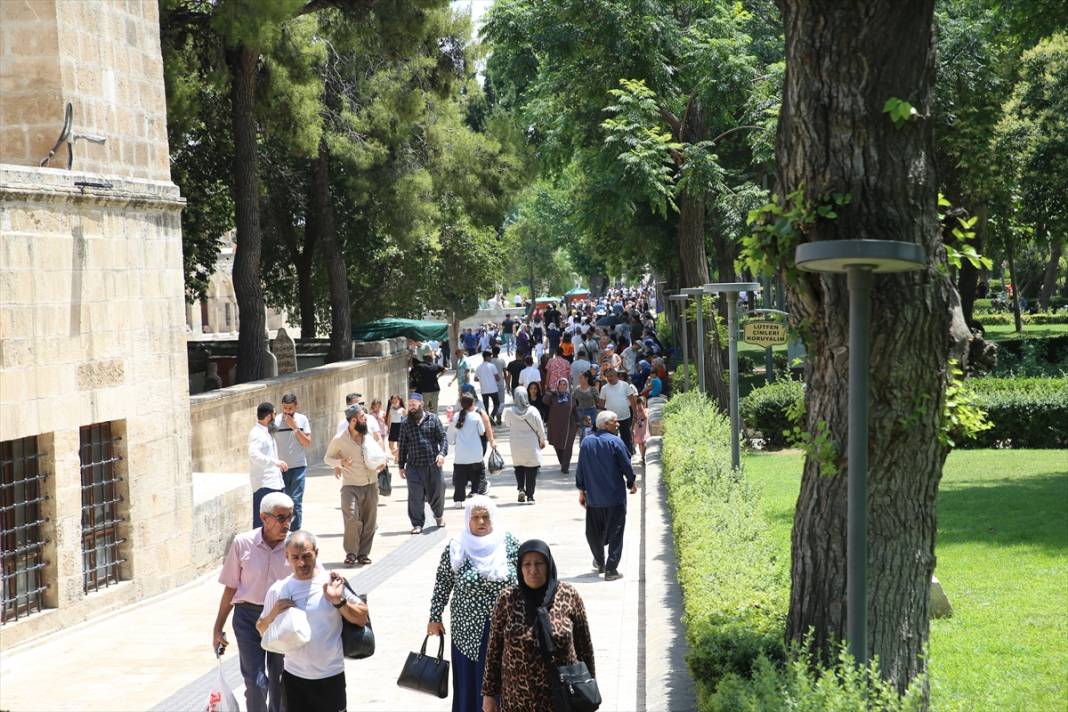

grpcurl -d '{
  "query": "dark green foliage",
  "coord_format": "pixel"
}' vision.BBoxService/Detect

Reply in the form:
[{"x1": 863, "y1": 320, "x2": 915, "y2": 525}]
[
  {"x1": 978, "y1": 313, "x2": 1068, "y2": 326},
  {"x1": 740, "y1": 380, "x2": 804, "y2": 449},
  {"x1": 661, "y1": 392, "x2": 788, "y2": 702},
  {"x1": 964, "y1": 377, "x2": 1068, "y2": 448},
  {"x1": 992, "y1": 334, "x2": 1068, "y2": 376}
]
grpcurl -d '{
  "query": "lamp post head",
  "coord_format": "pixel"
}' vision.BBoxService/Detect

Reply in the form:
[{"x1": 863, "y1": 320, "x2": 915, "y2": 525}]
[
  {"x1": 794, "y1": 239, "x2": 926, "y2": 274},
  {"x1": 703, "y1": 282, "x2": 761, "y2": 294}
]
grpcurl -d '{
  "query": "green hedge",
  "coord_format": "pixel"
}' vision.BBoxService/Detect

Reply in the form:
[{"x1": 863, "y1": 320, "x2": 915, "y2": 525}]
[
  {"x1": 740, "y1": 380, "x2": 804, "y2": 449},
  {"x1": 992, "y1": 334, "x2": 1068, "y2": 377},
  {"x1": 964, "y1": 377, "x2": 1068, "y2": 448},
  {"x1": 740, "y1": 375, "x2": 1067, "y2": 450},
  {"x1": 978, "y1": 313, "x2": 1068, "y2": 327},
  {"x1": 974, "y1": 296, "x2": 1068, "y2": 313},
  {"x1": 662, "y1": 392, "x2": 922, "y2": 710},
  {"x1": 662, "y1": 392, "x2": 788, "y2": 703}
]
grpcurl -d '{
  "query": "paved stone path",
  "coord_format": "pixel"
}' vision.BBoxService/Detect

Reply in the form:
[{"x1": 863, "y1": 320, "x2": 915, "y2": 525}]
[{"x1": 0, "y1": 370, "x2": 694, "y2": 711}]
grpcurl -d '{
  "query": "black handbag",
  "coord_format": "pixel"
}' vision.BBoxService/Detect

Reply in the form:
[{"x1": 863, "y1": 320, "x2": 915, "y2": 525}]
[
  {"x1": 536, "y1": 616, "x2": 601, "y2": 712},
  {"x1": 378, "y1": 465, "x2": 392, "y2": 496},
  {"x1": 397, "y1": 634, "x2": 450, "y2": 699},
  {"x1": 340, "y1": 580, "x2": 375, "y2": 659}
]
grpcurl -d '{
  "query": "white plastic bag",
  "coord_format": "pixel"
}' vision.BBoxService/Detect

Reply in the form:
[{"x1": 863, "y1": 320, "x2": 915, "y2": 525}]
[
  {"x1": 364, "y1": 437, "x2": 388, "y2": 470},
  {"x1": 205, "y1": 660, "x2": 239, "y2": 712},
  {"x1": 261, "y1": 606, "x2": 311, "y2": 653}
]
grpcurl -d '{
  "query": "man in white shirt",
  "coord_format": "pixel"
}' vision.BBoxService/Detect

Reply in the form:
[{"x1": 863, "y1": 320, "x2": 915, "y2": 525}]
[
  {"x1": 274, "y1": 393, "x2": 311, "y2": 531},
  {"x1": 249, "y1": 402, "x2": 288, "y2": 529},
  {"x1": 517, "y1": 355, "x2": 542, "y2": 388},
  {"x1": 597, "y1": 368, "x2": 639, "y2": 457},
  {"x1": 490, "y1": 345, "x2": 508, "y2": 403},
  {"x1": 475, "y1": 350, "x2": 504, "y2": 425},
  {"x1": 258, "y1": 531, "x2": 368, "y2": 710},
  {"x1": 571, "y1": 349, "x2": 593, "y2": 386}
]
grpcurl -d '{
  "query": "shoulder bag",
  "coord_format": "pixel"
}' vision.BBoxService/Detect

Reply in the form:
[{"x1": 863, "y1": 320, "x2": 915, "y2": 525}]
[
  {"x1": 397, "y1": 634, "x2": 450, "y2": 699},
  {"x1": 535, "y1": 613, "x2": 601, "y2": 712},
  {"x1": 340, "y1": 580, "x2": 375, "y2": 659}
]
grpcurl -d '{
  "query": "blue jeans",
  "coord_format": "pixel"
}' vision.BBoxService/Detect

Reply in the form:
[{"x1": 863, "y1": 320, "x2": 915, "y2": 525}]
[
  {"x1": 282, "y1": 466, "x2": 307, "y2": 530},
  {"x1": 502, "y1": 333, "x2": 515, "y2": 354},
  {"x1": 252, "y1": 486, "x2": 283, "y2": 529},
  {"x1": 232, "y1": 603, "x2": 284, "y2": 712}
]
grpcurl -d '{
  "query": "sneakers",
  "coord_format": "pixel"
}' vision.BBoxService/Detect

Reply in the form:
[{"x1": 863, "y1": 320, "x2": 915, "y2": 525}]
[
  {"x1": 435, "y1": 517, "x2": 446, "y2": 527},
  {"x1": 604, "y1": 570, "x2": 623, "y2": 581},
  {"x1": 518, "y1": 492, "x2": 526, "y2": 503},
  {"x1": 592, "y1": 560, "x2": 605, "y2": 574},
  {"x1": 527, "y1": 496, "x2": 535, "y2": 504},
  {"x1": 454, "y1": 501, "x2": 464, "y2": 509},
  {"x1": 410, "y1": 526, "x2": 422, "y2": 535}
]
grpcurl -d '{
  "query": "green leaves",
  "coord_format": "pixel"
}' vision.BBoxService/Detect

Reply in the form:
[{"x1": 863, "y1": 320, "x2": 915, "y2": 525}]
[{"x1": 883, "y1": 96, "x2": 919, "y2": 127}]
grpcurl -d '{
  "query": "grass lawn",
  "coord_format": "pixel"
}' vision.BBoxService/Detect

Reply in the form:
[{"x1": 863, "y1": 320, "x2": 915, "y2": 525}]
[
  {"x1": 981, "y1": 322, "x2": 1068, "y2": 340},
  {"x1": 743, "y1": 449, "x2": 1068, "y2": 711}
]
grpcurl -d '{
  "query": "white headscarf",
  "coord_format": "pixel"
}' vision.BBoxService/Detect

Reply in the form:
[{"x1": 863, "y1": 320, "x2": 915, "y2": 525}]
[{"x1": 448, "y1": 495, "x2": 510, "y2": 580}]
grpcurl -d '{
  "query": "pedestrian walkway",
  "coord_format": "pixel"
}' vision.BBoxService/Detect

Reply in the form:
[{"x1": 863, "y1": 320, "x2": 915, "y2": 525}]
[{"x1": 0, "y1": 372, "x2": 694, "y2": 711}]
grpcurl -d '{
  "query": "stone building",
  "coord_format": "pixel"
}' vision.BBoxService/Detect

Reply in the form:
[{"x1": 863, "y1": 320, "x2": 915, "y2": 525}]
[{"x1": 0, "y1": 0, "x2": 195, "y2": 646}]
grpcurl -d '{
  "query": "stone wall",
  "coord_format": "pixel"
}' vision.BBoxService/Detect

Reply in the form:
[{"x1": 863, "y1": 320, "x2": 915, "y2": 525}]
[
  {"x1": 0, "y1": 165, "x2": 190, "y2": 648},
  {"x1": 0, "y1": 0, "x2": 170, "y2": 180},
  {"x1": 189, "y1": 342, "x2": 409, "y2": 475}
]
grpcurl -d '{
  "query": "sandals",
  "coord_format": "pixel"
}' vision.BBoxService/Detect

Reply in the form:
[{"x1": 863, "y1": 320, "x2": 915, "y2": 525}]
[
  {"x1": 356, "y1": 555, "x2": 372, "y2": 566},
  {"x1": 344, "y1": 553, "x2": 358, "y2": 566}
]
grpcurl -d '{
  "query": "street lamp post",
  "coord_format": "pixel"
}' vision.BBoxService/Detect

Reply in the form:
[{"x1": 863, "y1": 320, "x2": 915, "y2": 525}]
[
  {"x1": 668, "y1": 294, "x2": 691, "y2": 390},
  {"x1": 704, "y1": 282, "x2": 761, "y2": 470},
  {"x1": 680, "y1": 287, "x2": 707, "y2": 392},
  {"x1": 794, "y1": 239, "x2": 926, "y2": 666}
]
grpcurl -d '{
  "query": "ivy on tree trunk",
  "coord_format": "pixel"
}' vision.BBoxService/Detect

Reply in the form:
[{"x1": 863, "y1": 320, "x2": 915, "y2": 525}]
[{"x1": 777, "y1": 0, "x2": 957, "y2": 697}]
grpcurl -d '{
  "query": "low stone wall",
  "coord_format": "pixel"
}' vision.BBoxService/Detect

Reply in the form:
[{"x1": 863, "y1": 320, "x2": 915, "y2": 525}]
[
  {"x1": 189, "y1": 340, "x2": 409, "y2": 475},
  {"x1": 191, "y1": 472, "x2": 247, "y2": 570}
]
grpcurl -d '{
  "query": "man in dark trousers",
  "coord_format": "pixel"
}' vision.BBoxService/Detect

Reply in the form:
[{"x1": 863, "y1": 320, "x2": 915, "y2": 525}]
[
  {"x1": 397, "y1": 393, "x2": 449, "y2": 534},
  {"x1": 575, "y1": 410, "x2": 637, "y2": 581},
  {"x1": 410, "y1": 353, "x2": 445, "y2": 414}
]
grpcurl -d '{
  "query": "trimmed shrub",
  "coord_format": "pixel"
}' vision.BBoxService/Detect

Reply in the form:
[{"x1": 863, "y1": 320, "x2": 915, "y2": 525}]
[
  {"x1": 741, "y1": 380, "x2": 804, "y2": 449},
  {"x1": 964, "y1": 377, "x2": 1068, "y2": 448},
  {"x1": 991, "y1": 334, "x2": 1068, "y2": 377},
  {"x1": 663, "y1": 392, "x2": 922, "y2": 711},
  {"x1": 662, "y1": 392, "x2": 788, "y2": 703},
  {"x1": 978, "y1": 312, "x2": 1068, "y2": 327}
]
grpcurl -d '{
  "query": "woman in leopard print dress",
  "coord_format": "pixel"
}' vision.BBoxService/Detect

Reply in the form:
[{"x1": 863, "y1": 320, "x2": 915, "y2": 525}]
[{"x1": 482, "y1": 540, "x2": 595, "y2": 712}]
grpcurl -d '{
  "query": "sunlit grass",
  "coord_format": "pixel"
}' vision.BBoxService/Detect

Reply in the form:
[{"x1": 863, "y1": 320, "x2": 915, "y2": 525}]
[{"x1": 742, "y1": 448, "x2": 1068, "y2": 711}]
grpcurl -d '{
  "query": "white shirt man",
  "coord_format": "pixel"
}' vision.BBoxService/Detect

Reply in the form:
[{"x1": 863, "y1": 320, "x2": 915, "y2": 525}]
[
  {"x1": 519, "y1": 363, "x2": 542, "y2": 387},
  {"x1": 475, "y1": 358, "x2": 501, "y2": 394},
  {"x1": 249, "y1": 402, "x2": 288, "y2": 529}
]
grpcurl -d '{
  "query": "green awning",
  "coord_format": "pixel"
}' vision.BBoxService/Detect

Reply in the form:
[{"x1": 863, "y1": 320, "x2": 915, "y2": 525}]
[
  {"x1": 351, "y1": 318, "x2": 448, "y2": 343},
  {"x1": 564, "y1": 287, "x2": 590, "y2": 297}
]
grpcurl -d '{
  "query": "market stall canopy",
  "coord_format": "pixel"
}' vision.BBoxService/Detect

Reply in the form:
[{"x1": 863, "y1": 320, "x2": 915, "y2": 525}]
[
  {"x1": 533, "y1": 295, "x2": 561, "y2": 306},
  {"x1": 351, "y1": 318, "x2": 448, "y2": 343},
  {"x1": 564, "y1": 287, "x2": 591, "y2": 297}
]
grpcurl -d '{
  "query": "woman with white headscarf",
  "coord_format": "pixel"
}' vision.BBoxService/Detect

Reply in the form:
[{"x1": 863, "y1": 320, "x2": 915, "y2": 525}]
[
  {"x1": 427, "y1": 495, "x2": 518, "y2": 712},
  {"x1": 502, "y1": 387, "x2": 546, "y2": 503}
]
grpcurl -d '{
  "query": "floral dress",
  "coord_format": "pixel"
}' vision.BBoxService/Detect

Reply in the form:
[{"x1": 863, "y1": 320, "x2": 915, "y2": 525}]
[{"x1": 429, "y1": 533, "x2": 520, "y2": 661}]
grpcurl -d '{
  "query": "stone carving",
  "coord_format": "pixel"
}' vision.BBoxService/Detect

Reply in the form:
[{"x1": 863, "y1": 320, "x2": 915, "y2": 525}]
[
  {"x1": 273, "y1": 328, "x2": 297, "y2": 374},
  {"x1": 76, "y1": 359, "x2": 125, "y2": 390}
]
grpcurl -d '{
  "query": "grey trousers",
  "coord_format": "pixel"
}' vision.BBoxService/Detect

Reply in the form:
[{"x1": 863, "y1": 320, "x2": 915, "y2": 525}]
[
  {"x1": 406, "y1": 465, "x2": 445, "y2": 527},
  {"x1": 340, "y1": 483, "x2": 378, "y2": 557}
]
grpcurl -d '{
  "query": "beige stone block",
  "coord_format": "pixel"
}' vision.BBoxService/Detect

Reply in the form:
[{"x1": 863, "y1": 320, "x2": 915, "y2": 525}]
[
  {"x1": 0, "y1": 338, "x2": 35, "y2": 369},
  {"x1": 0, "y1": 0, "x2": 58, "y2": 24},
  {"x1": 1, "y1": 270, "x2": 33, "y2": 304},
  {"x1": 6, "y1": 17, "x2": 59, "y2": 57},
  {"x1": 0, "y1": 126, "x2": 29, "y2": 162},
  {"x1": 1, "y1": 232, "x2": 34, "y2": 270}
]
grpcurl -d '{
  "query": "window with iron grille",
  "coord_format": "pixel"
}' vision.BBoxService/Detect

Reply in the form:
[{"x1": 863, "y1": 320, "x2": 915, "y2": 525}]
[
  {"x1": 1, "y1": 435, "x2": 49, "y2": 624},
  {"x1": 80, "y1": 423, "x2": 126, "y2": 593}
]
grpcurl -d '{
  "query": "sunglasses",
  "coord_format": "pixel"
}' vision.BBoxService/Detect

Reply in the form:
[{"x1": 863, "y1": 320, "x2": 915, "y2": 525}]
[{"x1": 264, "y1": 513, "x2": 294, "y2": 524}]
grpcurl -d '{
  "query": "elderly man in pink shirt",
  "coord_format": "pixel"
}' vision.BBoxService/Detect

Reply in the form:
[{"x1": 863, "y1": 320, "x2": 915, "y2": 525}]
[{"x1": 212, "y1": 492, "x2": 294, "y2": 712}]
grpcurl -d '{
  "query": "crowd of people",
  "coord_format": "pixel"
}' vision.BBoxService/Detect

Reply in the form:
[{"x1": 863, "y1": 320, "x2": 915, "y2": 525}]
[{"x1": 211, "y1": 283, "x2": 664, "y2": 711}]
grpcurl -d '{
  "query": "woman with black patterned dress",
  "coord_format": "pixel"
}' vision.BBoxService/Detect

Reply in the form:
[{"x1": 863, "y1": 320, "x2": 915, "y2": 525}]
[{"x1": 427, "y1": 495, "x2": 519, "y2": 712}]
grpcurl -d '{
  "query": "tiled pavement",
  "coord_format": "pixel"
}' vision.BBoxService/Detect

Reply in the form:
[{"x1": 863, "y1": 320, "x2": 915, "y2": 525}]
[{"x1": 0, "y1": 371, "x2": 695, "y2": 711}]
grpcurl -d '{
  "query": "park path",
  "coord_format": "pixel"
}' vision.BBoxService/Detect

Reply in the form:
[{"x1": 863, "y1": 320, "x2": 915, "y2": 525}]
[{"x1": 0, "y1": 365, "x2": 694, "y2": 712}]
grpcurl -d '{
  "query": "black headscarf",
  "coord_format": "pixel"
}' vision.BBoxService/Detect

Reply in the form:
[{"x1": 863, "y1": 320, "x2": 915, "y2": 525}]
[{"x1": 517, "y1": 539, "x2": 560, "y2": 659}]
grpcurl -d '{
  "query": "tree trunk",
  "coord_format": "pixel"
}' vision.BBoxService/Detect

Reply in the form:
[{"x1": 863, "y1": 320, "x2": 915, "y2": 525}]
[
  {"x1": 957, "y1": 205, "x2": 986, "y2": 329},
  {"x1": 676, "y1": 100, "x2": 728, "y2": 409},
  {"x1": 227, "y1": 45, "x2": 266, "y2": 384},
  {"x1": 296, "y1": 251, "x2": 317, "y2": 339},
  {"x1": 778, "y1": 0, "x2": 953, "y2": 696},
  {"x1": 1006, "y1": 235, "x2": 1023, "y2": 332},
  {"x1": 312, "y1": 141, "x2": 351, "y2": 362},
  {"x1": 1039, "y1": 230, "x2": 1063, "y2": 310}
]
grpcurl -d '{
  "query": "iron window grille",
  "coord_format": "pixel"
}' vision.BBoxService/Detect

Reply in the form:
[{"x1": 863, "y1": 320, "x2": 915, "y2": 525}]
[
  {"x1": 1, "y1": 435, "x2": 50, "y2": 624},
  {"x1": 79, "y1": 423, "x2": 126, "y2": 593}
]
